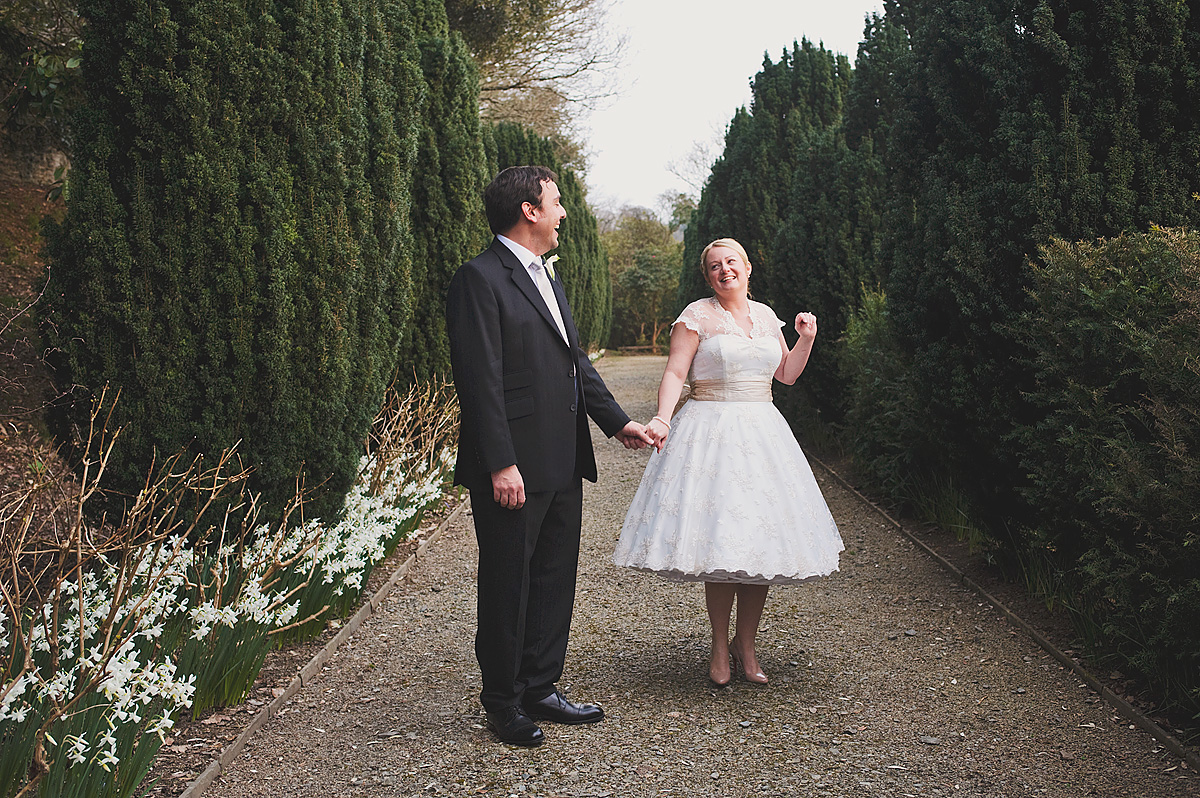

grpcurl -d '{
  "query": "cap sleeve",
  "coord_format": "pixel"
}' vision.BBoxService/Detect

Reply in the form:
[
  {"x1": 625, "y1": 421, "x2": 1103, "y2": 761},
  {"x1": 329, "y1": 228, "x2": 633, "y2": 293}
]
[
  {"x1": 751, "y1": 300, "x2": 786, "y2": 336},
  {"x1": 672, "y1": 299, "x2": 711, "y2": 337}
]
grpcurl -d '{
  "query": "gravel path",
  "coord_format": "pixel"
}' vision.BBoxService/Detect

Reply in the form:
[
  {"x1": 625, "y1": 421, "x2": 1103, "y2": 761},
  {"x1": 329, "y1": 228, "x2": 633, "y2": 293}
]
[{"x1": 204, "y1": 355, "x2": 1194, "y2": 798}]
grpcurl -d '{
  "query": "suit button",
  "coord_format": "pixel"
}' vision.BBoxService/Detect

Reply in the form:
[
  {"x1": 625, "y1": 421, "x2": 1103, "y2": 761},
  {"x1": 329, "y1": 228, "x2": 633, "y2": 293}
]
[
  {"x1": 569, "y1": 365, "x2": 576, "y2": 378},
  {"x1": 570, "y1": 403, "x2": 577, "y2": 412}
]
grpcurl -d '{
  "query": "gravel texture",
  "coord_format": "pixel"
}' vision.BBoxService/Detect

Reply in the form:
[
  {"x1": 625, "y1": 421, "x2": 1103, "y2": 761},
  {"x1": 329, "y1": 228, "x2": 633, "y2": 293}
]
[{"x1": 198, "y1": 354, "x2": 1194, "y2": 798}]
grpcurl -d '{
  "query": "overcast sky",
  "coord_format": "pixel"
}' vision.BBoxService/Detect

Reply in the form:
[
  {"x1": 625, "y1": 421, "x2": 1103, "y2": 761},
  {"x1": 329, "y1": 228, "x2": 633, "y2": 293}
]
[{"x1": 584, "y1": 0, "x2": 883, "y2": 216}]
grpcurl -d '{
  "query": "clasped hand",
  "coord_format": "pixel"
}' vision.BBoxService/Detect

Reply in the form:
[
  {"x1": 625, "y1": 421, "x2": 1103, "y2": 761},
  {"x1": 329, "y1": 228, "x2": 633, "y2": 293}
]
[
  {"x1": 616, "y1": 421, "x2": 654, "y2": 450},
  {"x1": 645, "y1": 417, "x2": 670, "y2": 452}
]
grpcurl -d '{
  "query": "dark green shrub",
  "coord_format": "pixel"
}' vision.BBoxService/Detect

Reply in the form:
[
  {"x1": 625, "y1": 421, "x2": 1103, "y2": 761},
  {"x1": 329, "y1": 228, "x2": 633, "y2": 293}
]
[
  {"x1": 395, "y1": 11, "x2": 491, "y2": 382},
  {"x1": 1019, "y1": 227, "x2": 1200, "y2": 716},
  {"x1": 42, "y1": 0, "x2": 418, "y2": 521},
  {"x1": 773, "y1": 127, "x2": 885, "y2": 422},
  {"x1": 840, "y1": 287, "x2": 918, "y2": 497}
]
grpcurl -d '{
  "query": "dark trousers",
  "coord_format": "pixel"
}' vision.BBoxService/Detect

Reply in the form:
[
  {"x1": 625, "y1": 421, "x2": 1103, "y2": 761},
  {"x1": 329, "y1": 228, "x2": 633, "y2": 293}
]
[{"x1": 469, "y1": 481, "x2": 583, "y2": 713}]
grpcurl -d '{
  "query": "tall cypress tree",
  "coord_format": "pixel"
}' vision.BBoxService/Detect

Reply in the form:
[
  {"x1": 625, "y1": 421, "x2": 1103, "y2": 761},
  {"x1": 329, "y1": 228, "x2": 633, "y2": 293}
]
[
  {"x1": 872, "y1": 0, "x2": 1043, "y2": 521},
  {"x1": 395, "y1": 0, "x2": 490, "y2": 382},
  {"x1": 42, "y1": 0, "x2": 419, "y2": 520},
  {"x1": 1025, "y1": 0, "x2": 1200, "y2": 241},
  {"x1": 681, "y1": 40, "x2": 851, "y2": 310},
  {"x1": 491, "y1": 121, "x2": 611, "y2": 349}
]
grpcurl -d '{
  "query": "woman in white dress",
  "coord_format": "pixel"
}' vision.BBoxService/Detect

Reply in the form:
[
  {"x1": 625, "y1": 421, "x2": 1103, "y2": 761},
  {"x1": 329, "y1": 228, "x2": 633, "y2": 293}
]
[{"x1": 613, "y1": 238, "x2": 843, "y2": 686}]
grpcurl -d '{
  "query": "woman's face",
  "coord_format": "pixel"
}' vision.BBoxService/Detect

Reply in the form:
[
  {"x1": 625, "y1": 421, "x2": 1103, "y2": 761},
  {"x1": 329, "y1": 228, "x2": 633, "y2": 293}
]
[{"x1": 704, "y1": 246, "x2": 750, "y2": 297}]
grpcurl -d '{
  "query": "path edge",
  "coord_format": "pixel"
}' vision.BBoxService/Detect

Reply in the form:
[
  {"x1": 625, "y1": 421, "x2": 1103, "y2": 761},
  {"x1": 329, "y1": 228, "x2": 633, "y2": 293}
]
[
  {"x1": 811, "y1": 456, "x2": 1199, "y2": 771},
  {"x1": 177, "y1": 498, "x2": 470, "y2": 798}
]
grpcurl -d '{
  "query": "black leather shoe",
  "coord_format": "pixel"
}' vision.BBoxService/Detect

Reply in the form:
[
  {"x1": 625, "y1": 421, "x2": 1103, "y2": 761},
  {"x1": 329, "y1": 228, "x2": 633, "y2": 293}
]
[
  {"x1": 522, "y1": 689, "x2": 604, "y2": 725},
  {"x1": 485, "y1": 706, "x2": 544, "y2": 747}
]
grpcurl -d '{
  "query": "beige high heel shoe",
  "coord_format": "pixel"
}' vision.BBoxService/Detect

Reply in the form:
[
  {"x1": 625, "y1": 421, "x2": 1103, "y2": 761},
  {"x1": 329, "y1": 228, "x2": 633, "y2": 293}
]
[
  {"x1": 730, "y1": 638, "x2": 768, "y2": 684},
  {"x1": 709, "y1": 649, "x2": 732, "y2": 687}
]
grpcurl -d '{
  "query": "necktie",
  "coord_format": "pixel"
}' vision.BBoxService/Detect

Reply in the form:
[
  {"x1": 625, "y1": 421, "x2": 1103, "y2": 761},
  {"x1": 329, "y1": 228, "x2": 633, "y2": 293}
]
[{"x1": 531, "y1": 259, "x2": 568, "y2": 342}]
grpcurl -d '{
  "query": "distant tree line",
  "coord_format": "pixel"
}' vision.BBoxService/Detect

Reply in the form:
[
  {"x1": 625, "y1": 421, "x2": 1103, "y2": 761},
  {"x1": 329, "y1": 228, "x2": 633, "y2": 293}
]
[
  {"x1": 601, "y1": 203, "x2": 686, "y2": 351},
  {"x1": 41, "y1": 0, "x2": 610, "y2": 522},
  {"x1": 684, "y1": 0, "x2": 1200, "y2": 722}
]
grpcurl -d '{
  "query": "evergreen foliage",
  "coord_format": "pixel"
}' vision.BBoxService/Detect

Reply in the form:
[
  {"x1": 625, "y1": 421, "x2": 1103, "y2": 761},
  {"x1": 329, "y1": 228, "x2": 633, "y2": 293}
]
[
  {"x1": 0, "y1": 0, "x2": 84, "y2": 153},
  {"x1": 395, "y1": 3, "x2": 491, "y2": 382},
  {"x1": 1019, "y1": 228, "x2": 1200, "y2": 716},
  {"x1": 42, "y1": 0, "x2": 420, "y2": 521},
  {"x1": 872, "y1": 0, "x2": 1200, "y2": 525},
  {"x1": 687, "y1": 0, "x2": 1200, "y2": 718},
  {"x1": 491, "y1": 121, "x2": 611, "y2": 349},
  {"x1": 840, "y1": 286, "x2": 918, "y2": 497},
  {"x1": 873, "y1": 0, "x2": 1046, "y2": 522}
]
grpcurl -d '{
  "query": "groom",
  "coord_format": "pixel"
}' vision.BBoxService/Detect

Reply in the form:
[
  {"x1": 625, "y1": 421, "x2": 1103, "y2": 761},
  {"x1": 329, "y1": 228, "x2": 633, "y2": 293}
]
[{"x1": 446, "y1": 166, "x2": 651, "y2": 746}]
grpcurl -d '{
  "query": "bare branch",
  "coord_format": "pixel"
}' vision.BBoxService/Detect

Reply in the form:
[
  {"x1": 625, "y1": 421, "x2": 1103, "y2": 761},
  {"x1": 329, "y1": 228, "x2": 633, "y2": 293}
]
[{"x1": 451, "y1": 0, "x2": 627, "y2": 145}]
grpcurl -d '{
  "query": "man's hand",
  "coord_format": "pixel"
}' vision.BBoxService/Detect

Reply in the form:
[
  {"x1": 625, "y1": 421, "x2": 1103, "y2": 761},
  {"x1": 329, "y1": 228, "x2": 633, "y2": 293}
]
[
  {"x1": 615, "y1": 421, "x2": 654, "y2": 450},
  {"x1": 491, "y1": 465, "x2": 525, "y2": 510}
]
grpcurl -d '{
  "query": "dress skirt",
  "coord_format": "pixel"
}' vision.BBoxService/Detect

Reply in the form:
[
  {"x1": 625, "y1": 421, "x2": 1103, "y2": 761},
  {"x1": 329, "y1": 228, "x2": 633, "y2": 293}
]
[{"x1": 613, "y1": 398, "x2": 843, "y2": 584}]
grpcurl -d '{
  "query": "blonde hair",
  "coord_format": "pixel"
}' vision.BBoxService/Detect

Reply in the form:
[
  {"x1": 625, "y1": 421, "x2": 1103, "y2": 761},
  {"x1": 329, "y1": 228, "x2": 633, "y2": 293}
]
[{"x1": 699, "y1": 238, "x2": 752, "y2": 287}]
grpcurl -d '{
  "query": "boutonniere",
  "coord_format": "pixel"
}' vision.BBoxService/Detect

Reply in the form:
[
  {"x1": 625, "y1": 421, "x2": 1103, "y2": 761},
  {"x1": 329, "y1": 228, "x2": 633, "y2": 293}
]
[{"x1": 544, "y1": 254, "x2": 560, "y2": 281}]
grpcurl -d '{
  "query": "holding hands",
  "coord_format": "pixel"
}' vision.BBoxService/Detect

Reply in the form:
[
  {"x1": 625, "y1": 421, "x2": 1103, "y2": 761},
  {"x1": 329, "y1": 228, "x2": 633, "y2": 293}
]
[
  {"x1": 493, "y1": 420, "x2": 654, "y2": 511},
  {"x1": 646, "y1": 415, "x2": 671, "y2": 452},
  {"x1": 616, "y1": 420, "x2": 655, "y2": 450}
]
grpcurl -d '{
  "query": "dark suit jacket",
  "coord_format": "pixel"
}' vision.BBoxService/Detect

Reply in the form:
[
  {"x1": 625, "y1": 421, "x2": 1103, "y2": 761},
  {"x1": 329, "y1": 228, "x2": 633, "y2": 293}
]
[{"x1": 446, "y1": 238, "x2": 630, "y2": 493}]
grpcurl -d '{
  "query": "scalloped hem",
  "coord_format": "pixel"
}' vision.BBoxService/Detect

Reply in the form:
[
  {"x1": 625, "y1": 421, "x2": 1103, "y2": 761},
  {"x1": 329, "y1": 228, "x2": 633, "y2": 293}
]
[{"x1": 617, "y1": 564, "x2": 838, "y2": 586}]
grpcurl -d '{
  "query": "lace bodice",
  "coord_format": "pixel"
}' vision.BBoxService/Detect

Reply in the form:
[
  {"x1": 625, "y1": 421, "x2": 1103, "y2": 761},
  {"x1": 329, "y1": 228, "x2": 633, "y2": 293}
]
[{"x1": 674, "y1": 298, "x2": 786, "y2": 387}]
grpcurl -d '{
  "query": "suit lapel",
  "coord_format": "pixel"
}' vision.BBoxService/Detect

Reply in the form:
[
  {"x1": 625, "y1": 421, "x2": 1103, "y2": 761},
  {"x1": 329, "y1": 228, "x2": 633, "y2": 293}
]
[
  {"x1": 550, "y1": 275, "x2": 580, "y2": 350},
  {"x1": 492, "y1": 239, "x2": 572, "y2": 348}
]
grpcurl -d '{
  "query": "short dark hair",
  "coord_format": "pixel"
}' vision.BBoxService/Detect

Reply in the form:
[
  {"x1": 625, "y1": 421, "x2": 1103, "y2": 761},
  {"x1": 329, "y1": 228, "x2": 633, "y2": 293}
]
[{"x1": 483, "y1": 165, "x2": 559, "y2": 235}]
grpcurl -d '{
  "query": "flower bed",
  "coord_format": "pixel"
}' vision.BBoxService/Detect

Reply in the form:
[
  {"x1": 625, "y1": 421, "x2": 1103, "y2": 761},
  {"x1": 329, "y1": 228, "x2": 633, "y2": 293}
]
[{"x1": 0, "y1": 382, "x2": 457, "y2": 797}]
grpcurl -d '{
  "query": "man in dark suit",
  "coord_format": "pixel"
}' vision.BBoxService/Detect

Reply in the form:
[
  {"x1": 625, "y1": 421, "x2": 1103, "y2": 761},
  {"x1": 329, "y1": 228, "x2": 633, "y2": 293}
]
[{"x1": 446, "y1": 166, "x2": 651, "y2": 747}]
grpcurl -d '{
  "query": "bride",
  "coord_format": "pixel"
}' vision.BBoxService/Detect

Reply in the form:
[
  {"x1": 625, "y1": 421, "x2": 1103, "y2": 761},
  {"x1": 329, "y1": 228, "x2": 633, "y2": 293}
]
[{"x1": 612, "y1": 237, "x2": 843, "y2": 686}]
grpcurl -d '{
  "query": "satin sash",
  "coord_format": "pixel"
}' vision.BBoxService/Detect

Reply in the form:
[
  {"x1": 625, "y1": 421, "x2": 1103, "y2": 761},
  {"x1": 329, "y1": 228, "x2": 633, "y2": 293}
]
[{"x1": 688, "y1": 378, "x2": 773, "y2": 402}]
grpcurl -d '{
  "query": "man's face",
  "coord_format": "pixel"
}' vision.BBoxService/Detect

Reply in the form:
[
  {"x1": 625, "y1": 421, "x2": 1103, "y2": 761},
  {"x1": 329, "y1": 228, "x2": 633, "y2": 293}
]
[{"x1": 529, "y1": 180, "x2": 566, "y2": 254}]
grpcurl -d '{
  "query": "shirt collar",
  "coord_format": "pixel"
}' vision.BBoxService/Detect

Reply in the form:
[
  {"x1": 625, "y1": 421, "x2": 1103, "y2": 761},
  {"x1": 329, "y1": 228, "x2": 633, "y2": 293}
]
[{"x1": 497, "y1": 235, "x2": 540, "y2": 270}]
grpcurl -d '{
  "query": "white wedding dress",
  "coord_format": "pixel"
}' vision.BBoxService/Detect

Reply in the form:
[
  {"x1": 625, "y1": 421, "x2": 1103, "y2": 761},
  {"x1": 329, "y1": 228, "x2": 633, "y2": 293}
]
[{"x1": 613, "y1": 297, "x2": 843, "y2": 584}]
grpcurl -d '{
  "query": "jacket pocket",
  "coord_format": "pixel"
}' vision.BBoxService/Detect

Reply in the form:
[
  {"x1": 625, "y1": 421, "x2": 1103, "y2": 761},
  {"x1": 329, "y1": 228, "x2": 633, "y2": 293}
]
[
  {"x1": 503, "y1": 369, "x2": 535, "y2": 420},
  {"x1": 505, "y1": 395, "x2": 534, "y2": 420},
  {"x1": 503, "y1": 368, "x2": 533, "y2": 390}
]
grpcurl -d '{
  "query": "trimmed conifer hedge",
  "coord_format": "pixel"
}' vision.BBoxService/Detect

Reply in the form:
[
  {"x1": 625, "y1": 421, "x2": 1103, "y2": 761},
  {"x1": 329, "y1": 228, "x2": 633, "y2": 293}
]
[
  {"x1": 42, "y1": 0, "x2": 421, "y2": 520},
  {"x1": 685, "y1": 2, "x2": 1200, "y2": 719},
  {"x1": 395, "y1": 8, "x2": 490, "y2": 382}
]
